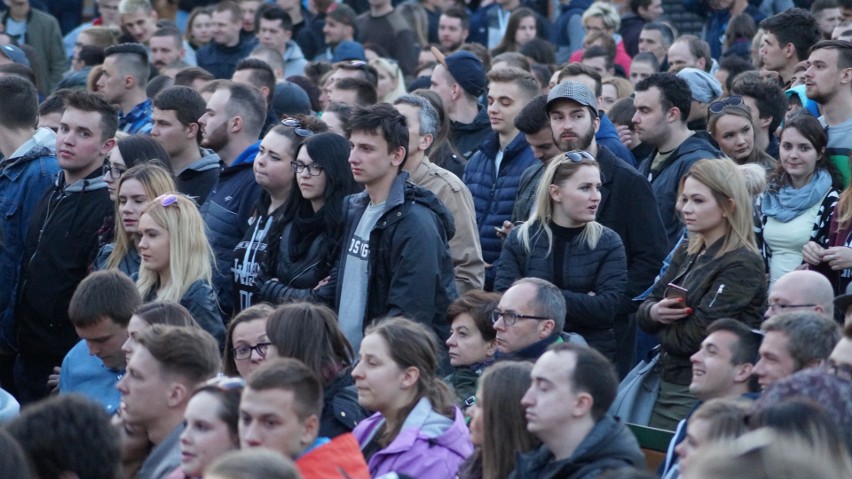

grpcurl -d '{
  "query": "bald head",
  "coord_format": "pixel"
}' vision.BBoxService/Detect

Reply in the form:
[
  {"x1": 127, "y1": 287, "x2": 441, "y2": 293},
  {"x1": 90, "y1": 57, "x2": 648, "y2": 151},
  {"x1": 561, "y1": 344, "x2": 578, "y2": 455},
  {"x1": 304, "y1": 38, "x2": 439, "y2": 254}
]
[{"x1": 766, "y1": 271, "x2": 835, "y2": 319}]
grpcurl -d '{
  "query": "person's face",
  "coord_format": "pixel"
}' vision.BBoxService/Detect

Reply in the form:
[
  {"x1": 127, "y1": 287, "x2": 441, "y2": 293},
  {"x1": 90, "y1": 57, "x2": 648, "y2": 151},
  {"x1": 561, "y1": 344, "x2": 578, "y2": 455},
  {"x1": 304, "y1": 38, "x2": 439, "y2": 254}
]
[
  {"x1": 467, "y1": 388, "x2": 484, "y2": 445},
  {"x1": 327, "y1": 87, "x2": 359, "y2": 106},
  {"x1": 348, "y1": 130, "x2": 403, "y2": 188},
  {"x1": 789, "y1": 68, "x2": 806, "y2": 88},
  {"x1": 630, "y1": 60, "x2": 656, "y2": 87},
  {"x1": 765, "y1": 276, "x2": 821, "y2": 319},
  {"x1": 122, "y1": 10, "x2": 157, "y2": 44},
  {"x1": 679, "y1": 176, "x2": 727, "y2": 242},
  {"x1": 446, "y1": 313, "x2": 496, "y2": 367},
  {"x1": 97, "y1": 55, "x2": 126, "y2": 104},
  {"x1": 117, "y1": 346, "x2": 171, "y2": 426},
  {"x1": 638, "y1": 29, "x2": 667, "y2": 61},
  {"x1": 199, "y1": 89, "x2": 233, "y2": 152},
  {"x1": 75, "y1": 318, "x2": 129, "y2": 370},
  {"x1": 56, "y1": 108, "x2": 113, "y2": 180},
  {"x1": 103, "y1": 147, "x2": 126, "y2": 200},
  {"x1": 830, "y1": 337, "x2": 852, "y2": 368},
  {"x1": 524, "y1": 128, "x2": 561, "y2": 162},
  {"x1": 150, "y1": 35, "x2": 182, "y2": 70},
  {"x1": 514, "y1": 16, "x2": 536, "y2": 46},
  {"x1": 712, "y1": 113, "x2": 754, "y2": 163},
  {"x1": 759, "y1": 32, "x2": 788, "y2": 73},
  {"x1": 429, "y1": 65, "x2": 456, "y2": 110},
  {"x1": 493, "y1": 282, "x2": 552, "y2": 354},
  {"x1": 118, "y1": 178, "x2": 148, "y2": 235},
  {"x1": 394, "y1": 102, "x2": 426, "y2": 158},
  {"x1": 351, "y1": 333, "x2": 410, "y2": 414},
  {"x1": 138, "y1": 212, "x2": 170, "y2": 276},
  {"x1": 667, "y1": 40, "x2": 699, "y2": 72},
  {"x1": 689, "y1": 330, "x2": 743, "y2": 400},
  {"x1": 152, "y1": 108, "x2": 194, "y2": 158},
  {"x1": 487, "y1": 81, "x2": 526, "y2": 138},
  {"x1": 73, "y1": 31, "x2": 95, "y2": 60},
  {"x1": 254, "y1": 131, "x2": 295, "y2": 196},
  {"x1": 191, "y1": 12, "x2": 213, "y2": 44},
  {"x1": 322, "y1": 111, "x2": 345, "y2": 135},
  {"x1": 259, "y1": 18, "x2": 290, "y2": 53},
  {"x1": 675, "y1": 417, "x2": 711, "y2": 472},
  {"x1": 779, "y1": 127, "x2": 819, "y2": 187},
  {"x1": 322, "y1": 17, "x2": 352, "y2": 45},
  {"x1": 599, "y1": 83, "x2": 618, "y2": 111},
  {"x1": 239, "y1": 387, "x2": 314, "y2": 459},
  {"x1": 632, "y1": 87, "x2": 670, "y2": 147},
  {"x1": 805, "y1": 47, "x2": 848, "y2": 104},
  {"x1": 294, "y1": 145, "x2": 327, "y2": 206},
  {"x1": 231, "y1": 318, "x2": 269, "y2": 378},
  {"x1": 438, "y1": 15, "x2": 467, "y2": 51},
  {"x1": 521, "y1": 351, "x2": 580, "y2": 439},
  {"x1": 549, "y1": 99, "x2": 598, "y2": 152},
  {"x1": 180, "y1": 392, "x2": 238, "y2": 476},
  {"x1": 97, "y1": 0, "x2": 122, "y2": 26},
  {"x1": 581, "y1": 56, "x2": 610, "y2": 77},
  {"x1": 376, "y1": 65, "x2": 397, "y2": 101},
  {"x1": 122, "y1": 314, "x2": 148, "y2": 362},
  {"x1": 753, "y1": 330, "x2": 796, "y2": 390},
  {"x1": 638, "y1": 0, "x2": 663, "y2": 21},
  {"x1": 212, "y1": 10, "x2": 241, "y2": 47},
  {"x1": 549, "y1": 165, "x2": 602, "y2": 227},
  {"x1": 583, "y1": 16, "x2": 611, "y2": 36},
  {"x1": 240, "y1": 0, "x2": 261, "y2": 32},
  {"x1": 38, "y1": 111, "x2": 62, "y2": 134}
]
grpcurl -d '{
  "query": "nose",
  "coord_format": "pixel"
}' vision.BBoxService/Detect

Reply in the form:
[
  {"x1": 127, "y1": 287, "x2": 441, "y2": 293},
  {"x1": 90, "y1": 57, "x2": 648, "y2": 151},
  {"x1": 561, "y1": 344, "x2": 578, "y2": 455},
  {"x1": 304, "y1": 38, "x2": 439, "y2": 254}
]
[
  {"x1": 249, "y1": 348, "x2": 265, "y2": 363},
  {"x1": 690, "y1": 350, "x2": 701, "y2": 364},
  {"x1": 445, "y1": 333, "x2": 456, "y2": 347},
  {"x1": 116, "y1": 375, "x2": 128, "y2": 394},
  {"x1": 631, "y1": 111, "x2": 640, "y2": 125},
  {"x1": 520, "y1": 387, "x2": 534, "y2": 407},
  {"x1": 351, "y1": 360, "x2": 364, "y2": 379},
  {"x1": 299, "y1": 165, "x2": 312, "y2": 178},
  {"x1": 591, "y1": 187, "x2": 601, "y2": 201},
  {"x1": 241, "y1": 422, "x2": 261, "y2": 448}
]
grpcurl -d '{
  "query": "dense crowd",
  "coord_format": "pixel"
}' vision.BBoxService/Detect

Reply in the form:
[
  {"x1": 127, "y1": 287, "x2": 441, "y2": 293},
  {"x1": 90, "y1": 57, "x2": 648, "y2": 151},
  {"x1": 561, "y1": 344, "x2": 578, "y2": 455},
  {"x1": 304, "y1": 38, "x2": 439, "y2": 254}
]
[{"x1": 1, "y1": 0, "x2": 852, "y2": 477}]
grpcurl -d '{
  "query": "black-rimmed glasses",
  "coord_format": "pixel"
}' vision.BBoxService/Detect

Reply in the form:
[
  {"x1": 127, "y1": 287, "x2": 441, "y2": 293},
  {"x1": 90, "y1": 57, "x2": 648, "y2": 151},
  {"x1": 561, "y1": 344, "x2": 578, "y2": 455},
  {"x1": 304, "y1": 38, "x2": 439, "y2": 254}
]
[
  {"x1": 102, "y1": 162, "x2": 127, "y2": 179},
  {"x1": 291, "y1": 161, "x2": 324, "y2": 176},
  {"x1": 232, "y1": 342, "x2": 271, "y2": 360},
  {"x1": 709, "y1": 95, "x2": 744, "y2": 114},
  {"x1": 281, "y1": 118, "x2": 314, "y2": 138},
  {"x1": 766, "y1": 303, "x2": 817, "y2": 313},
  {"x1": 491, "y1": 309, "x2": 550, "y2": 327}
]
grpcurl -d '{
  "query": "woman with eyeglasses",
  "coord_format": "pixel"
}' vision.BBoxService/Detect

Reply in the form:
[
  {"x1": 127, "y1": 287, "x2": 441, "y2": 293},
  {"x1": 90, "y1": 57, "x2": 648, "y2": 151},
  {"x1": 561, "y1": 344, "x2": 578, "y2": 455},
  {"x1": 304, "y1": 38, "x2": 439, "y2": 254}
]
[
  {"x1": 231, "y1": 116, "x2": 327, "y2": 312},
  {"x1": 638, "y1": 159, "x2": 766, "y2": 431},
  {"x1": 254, "y1": 132, "x2": 359, "y2": 305},
  {"x1": 494, "y1": 152, "x2": 627, "y2": 361},
  {"x1": 222, "y1": 303, "x2": 274, "y2": 379},
  {"x1": 370, "y1": 57, "x2": 407, "y2": 104},
  {"x1": 707, "y1": 97, "x2": 776, "y2": 173},
  {"x1": 94, "y1": 163, "x2": 176, "y2": 276},
  {"x1": 165, "y1": 377, "x2": 243, "y2": 479},
  {"x1": 136, "y1": 194, "x2": 225, "y2": 348},
  {"x1": 103, "y1": 134, "x2": 173, "y2": 201},
  {"x1": 756, "y1": 113, "x2": 842, "y2": 287}
]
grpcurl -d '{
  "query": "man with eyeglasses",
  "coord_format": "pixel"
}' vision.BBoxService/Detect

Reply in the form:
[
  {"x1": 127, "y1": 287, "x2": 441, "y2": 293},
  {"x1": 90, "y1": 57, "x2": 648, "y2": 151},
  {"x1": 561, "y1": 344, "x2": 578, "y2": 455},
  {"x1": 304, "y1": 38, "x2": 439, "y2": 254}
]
[{"x1": 765, "y1": 270, "x2": 835, "y2": 320}]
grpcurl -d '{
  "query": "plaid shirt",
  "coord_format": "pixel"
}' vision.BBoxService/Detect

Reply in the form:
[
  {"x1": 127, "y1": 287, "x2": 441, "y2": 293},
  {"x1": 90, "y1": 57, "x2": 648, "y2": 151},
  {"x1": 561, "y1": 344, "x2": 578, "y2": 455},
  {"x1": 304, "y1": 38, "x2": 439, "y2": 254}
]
[{"x1": 118, "y1": 98, "x2": 153, "y2": 135}]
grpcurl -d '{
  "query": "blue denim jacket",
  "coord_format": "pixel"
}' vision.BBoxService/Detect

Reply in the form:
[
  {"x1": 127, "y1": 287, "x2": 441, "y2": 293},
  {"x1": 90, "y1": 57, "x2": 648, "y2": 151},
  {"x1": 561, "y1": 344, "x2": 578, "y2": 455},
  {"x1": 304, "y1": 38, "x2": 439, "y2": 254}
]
[{"x1": 0, "y1": 129, "x2": 60, "y2": 352}]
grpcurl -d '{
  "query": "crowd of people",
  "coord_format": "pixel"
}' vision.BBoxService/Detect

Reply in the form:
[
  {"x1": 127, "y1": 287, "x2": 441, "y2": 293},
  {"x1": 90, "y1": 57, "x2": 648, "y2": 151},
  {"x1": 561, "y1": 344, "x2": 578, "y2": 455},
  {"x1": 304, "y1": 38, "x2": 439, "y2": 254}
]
[{"x1": 2, "y1": 0, "x2": 852, "y2": 477}]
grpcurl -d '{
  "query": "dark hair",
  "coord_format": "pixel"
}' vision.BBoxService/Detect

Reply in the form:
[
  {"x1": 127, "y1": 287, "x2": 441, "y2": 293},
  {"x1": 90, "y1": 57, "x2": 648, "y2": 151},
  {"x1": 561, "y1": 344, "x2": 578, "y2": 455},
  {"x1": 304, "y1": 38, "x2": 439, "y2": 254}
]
[
  {"x1": 289, "y1": 75, "x2": 322, "y2": 112},
  {"x1": 333, "y1": 77, "x2": 378, "y2": 107},
  {"x1": 266, "y1": 302, "x2": 354, "y2": 386},
  {"x1": 324, "y1": 101, "x2": 354, "y2": 128},
  {"x1": 216, "y1": 80, "x2": 268, "y2": 138},
  {"x1": 134, "y1": 301, "x2": 200, "y2": 328},
  {"x1": 151, "y1": 25, "x2": 183, "y2": 48},
  {"x1": 447, "y1": 290, "x2": 500, "y2": 342},
  {"x1": 146, "y1": 74, "x2": 174, "y2": 99},
  {"x1": 630, "y1": 0, "x2": 655, "y2": 14},
  {"x1": 77, "y1": 44, "x2": 106, "y2": 67},
  {"x1": 635, "y1": 72, "x2": 692, "y2": 123},
  {"x1": 519, "y1": 37, "x2": 556, "y2": 65},
  {"x1": 115, "y1": 134, "x2": 174, "y2": 173},
  {"x1": 558, "y1": 62, "x2": 603, "y2": 96},
  {"x1": 235, "y1": 58, "x2": 276, "y2": 104},
  {"x1": 632, "y1": 51, "x2": 660, "y2": 71},
  {"x1": 258, "y1": 3, "x2": 293, "y2": 32},
  {"x1": 514, "y1": 94, "x2": 549, "y2": 134},
  {"x1": 346, "y1": 103, "x2": 409, "y2": 167},
  {"x1": 68, "y1": 270, "x2": 142, "y2": 328},
  {"x1": 334, "y1": 60, "x2": 379, "y2": 87},
  {"x1": 749, "y1": 398, "x2": 849, "y2": 457},
  {"x1": 809, "y1": 39, "x2": 852, "y2": 69},
  {"x1": 153, "y1": 85, "x2": 207, "y2": 137},
  {"x1": 190, "y1": 378, "x2": 243, "y2": 441},
  {"x1": 0, "y1": 429, "x2": 32, "y2": 479},
  {"x1": 492, "y1": 7, "x2": 536, "y2": 54},
  {"x1": 174, "y1": 66, "x2": 215, "y2": 87},
  {"x1": 214, "y1": 0, "x2": 242, "y2": 20},
  {"x1": 760, "y1": 8, "x2": 822, "y2": 62},
  {"x1": 246, "y1": 357, "x2": 324, "y2": 420},
  {"x1": 706, "y1": 317, "x2": 762, "y2": 365},
  {"x1": 39, "y1": 88, "x2": 72, "y2": 117},
  {"x1": 583, "y1": 45, "x2": 614, "y2": 72},
  {"x1": 607, "y1": 97, "x2": 637, "y2": 128},
  {"x1": 64, "y1": 89, "x2": 118, "y2": 141},
  {"x1": 459, "y1": 42, "x2": 492, "y2": 72},
  {"x1": 642, "y1": 21, "x2": 675, "y2": 46},
  {"x1": 223, "y1": 303, "x2": 274, "y2": 377},
  {"x1": 726, "y1": 14, "x2": 757, "y2": 48},
  {"x1": 812, "y1": 0, "x2": 840, "y2": 14},
  {"x1": 718, "y1": 56, "x2": 754, "y2": 93},
  {"x1": 0, "y1": 75, "x2": 37, "y2": 129},
  {"x1": 548, "y1": 342, "x2": 618, "y2": 421},
  {"x1": 7, "y1": 394, "x2": 121, "y2": 479},
  {"x1": 771, "y1": 112, "x2": 842, "y2": 189},
  {"x1": 103, "y1": 42, "x2": 150, "y2": 85},
  {"x1": 491, "y1": 51, "x2": 531, "y2": 71},
  {"x1": 442, "y1": 6, "x2": 469, "y2": 30},
  {"x1": 136, "y1": 324, "x2": 221, "y2": 383}
]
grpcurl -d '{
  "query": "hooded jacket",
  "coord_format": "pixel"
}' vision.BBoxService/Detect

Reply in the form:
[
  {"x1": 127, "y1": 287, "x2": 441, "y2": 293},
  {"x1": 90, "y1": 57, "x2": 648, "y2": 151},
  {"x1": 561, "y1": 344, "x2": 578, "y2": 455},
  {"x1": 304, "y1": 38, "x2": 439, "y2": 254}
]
[
  {"x1": 176, "y1": 148, "x2": 220, "y2": 206},
  {"x1": 509, "y1": 415, "x2": 643, "y2": 479},
  {"x1": 619, "y1": 13, "x2": 646, "y2": 58},
  {"x1": 296, "y1": 433, "x2": 371, "y2": 479},
  {"x1": 451, "y1": 106, "x2": 492, "y2": 161},
  {"x1": 284, "y1": 39, "x2": 308, "y2": 78},
  {"x1": 353, "y1": 397, "x2": 473, "y2": 479}
]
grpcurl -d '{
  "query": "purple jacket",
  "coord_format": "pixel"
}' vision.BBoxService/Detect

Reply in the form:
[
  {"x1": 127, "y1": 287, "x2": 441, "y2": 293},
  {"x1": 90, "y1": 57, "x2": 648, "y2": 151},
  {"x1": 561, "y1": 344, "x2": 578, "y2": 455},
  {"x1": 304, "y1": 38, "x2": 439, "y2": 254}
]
[{"x1": 353, "y1": 397, "x2": 473, "y2": 479}]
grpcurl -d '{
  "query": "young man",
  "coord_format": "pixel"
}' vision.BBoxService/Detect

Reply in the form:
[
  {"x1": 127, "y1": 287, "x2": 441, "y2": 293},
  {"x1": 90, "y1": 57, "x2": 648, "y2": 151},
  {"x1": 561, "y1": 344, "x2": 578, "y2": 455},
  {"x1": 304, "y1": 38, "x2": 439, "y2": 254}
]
[
  {"x1": 59, "y1": 270, "x2": 142, "y2": 414},
  {"x1": 232, "y1": 58, "x2": 278, "y2": 133},
  {"x1": 511, "y1": 343, "x2": 643, "y2": 478},
  {"x1": 638, "y1": 22, "x2": 673, "y2": 71},
  {"x1": 197, "y1": 0, "x2": 258, "y2": 79},
  {"x1": 813, "y1": 0, "x2": 844, "y2": 39},
  {"x1": 355, "y1": 0, "x2": 419, "y2": 76},
  {"x1": 151, "y1": 85, "x2": 220, "y2": 205},
  {"x1": 117, "y1": 325, "x2": 220, "y2": 479},
  {"x1": 98, "y1": 42, "x2": 154, "y2": 134},
  {"x1": 256, "y1": 4, "x2": 308, "y2": 78},
  {"x1": 120, "y1": 0, "x2": 197, "y2": 66},
  {"x1": 318, "y1": 3, "x2": 358, "y2": 62},
  {"x1": 393, "y1": 94, "x2": 485, "y2": 294},
  {"x1": 15, "y1": 90, "x2": 115, "y2": 403},
  {"x1": 464, "y1": 67, "x2": 538, "y2": 290},
  {"x1": 239, "y1": 358, "x2": 370, "y2": 478},
  {"x1": 327, "y1": 77, "x2": 376, "y2": 107},
  {"x1": 620, "y1": 0, "x2": 664, "y2": 57},
  {"x1": 438, "y1": 7, "x2": 469, "y2": 53},
  {"x1": 330, "y1": 103, "x2": 457, "y2": 351},
  {"x1": 149, "y1": 26, "x2": 187, "y2": 71},
  {"x1": 633, "y1": 73, "x2": 721, "y2": 248},
  {"x1": 760, "y1": 9, "x2": 822, "y2": 87},
  {"x1": 511, "y1": 95, "x2": 563, "y2": 223},
  {"x1": 730, "y1": 71, "x2": 787, "y2": 160},
  {"x1": 198, "y1": 80, "x2": 264, "y2": 318}
]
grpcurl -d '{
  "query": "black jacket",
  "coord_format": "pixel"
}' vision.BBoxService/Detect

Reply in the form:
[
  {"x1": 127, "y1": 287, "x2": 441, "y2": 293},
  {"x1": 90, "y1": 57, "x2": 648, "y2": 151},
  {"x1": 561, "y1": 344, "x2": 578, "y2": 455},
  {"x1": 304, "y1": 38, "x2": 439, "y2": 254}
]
[
  {"x1": 196, "y1": 36, "x2": 258, "y2": 79},
  {"x1": 450, "y1": 106, "x2": 492, "y2": 161},
  {"x1": 320, "y1": 367, "x2": 368, "y2": 439}
]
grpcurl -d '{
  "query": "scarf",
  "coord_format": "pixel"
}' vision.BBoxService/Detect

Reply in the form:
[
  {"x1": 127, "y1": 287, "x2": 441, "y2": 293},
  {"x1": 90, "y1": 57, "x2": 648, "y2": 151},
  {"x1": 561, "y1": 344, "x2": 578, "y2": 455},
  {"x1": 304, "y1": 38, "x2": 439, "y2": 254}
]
[
  {"x1": 288, "y1": 201, "x2": 326, "y2": 261},
  {"x1": 761, "y1": 169, "x2": 832, "y2": 223}
]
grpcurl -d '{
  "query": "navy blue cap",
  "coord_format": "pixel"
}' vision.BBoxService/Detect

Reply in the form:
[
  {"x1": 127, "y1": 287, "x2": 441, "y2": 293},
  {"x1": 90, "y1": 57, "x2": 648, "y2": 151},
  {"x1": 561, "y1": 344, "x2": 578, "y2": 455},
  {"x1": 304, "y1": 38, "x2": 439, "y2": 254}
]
[
  {"x1": 432, "y1": 47, "x2": 487, "y2": 98},
  {"x1": 332, "y1": 41, "x2": 366, "y2": 63},
  {"x1": 273, "y1": 82, "x2": 312, "y2": 117}
]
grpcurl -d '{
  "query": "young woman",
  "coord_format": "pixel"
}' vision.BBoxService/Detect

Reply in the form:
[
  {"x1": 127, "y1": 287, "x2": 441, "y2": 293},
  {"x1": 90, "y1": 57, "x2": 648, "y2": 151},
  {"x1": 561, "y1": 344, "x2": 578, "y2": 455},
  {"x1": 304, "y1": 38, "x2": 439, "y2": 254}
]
[
  {"x1": 707, "y1": 97, "x2": 776, "y2": 173},
  {"x1": 600, "y1": 76, "x2": 633, "y2": 112},
  {"x1": 255, "y1": 132, "x2": 359, "y2": 305},
  {"x1": 122, "y1": 301, "x2": 199, "y2": 361},
  {"x1": 103, "y1": 134, "x2": 172, "y2": 201},
  {"x1": 370, "y1": 57, "x2": 407, "y2": 104},
  {"x1": 167, "y1": 377, "x2": 243, "y2": 479},
  {"x1": 185, "y1": 6, "x2": 213, "y2": 50},
  {"x1": 495, "y1": 152, "x2": 628, "y2": 360},
  {"x1": 232, "y1": 116, "x2": 327, "y2": 312},
  {"x1": 458, "y1": 362, "x2": 538, "y2": 479},
  {"x1": 222, "y1": 304, "x2": 274, "y2": 378},
  {"x1": 757, "y1": 113, "x2": 841, "y2": 287},
  {"x1": 444, "y1": 291, "x2": 500, "y2": 409},
  {"x1": 352, "y1": 317, "x2": 473, "y2": 478},
  {"x1": 491, "y1": 8, "x2": 538, "y2": 55},
  {"x1": 265, "y1": 302, "x2": 367, "y2": 438},
  {"x1": 95, "y1": 163, "x2": 176, "y2": 276},
  {"x1": 638, "y1": 159, "x2": 766, "y2": 431},
  {"x1": 671, "y1": 398, "x2": 751, "y2": 478},
  {"x1": 137, "y1": 194, "x2": 225, "y2": 346}
]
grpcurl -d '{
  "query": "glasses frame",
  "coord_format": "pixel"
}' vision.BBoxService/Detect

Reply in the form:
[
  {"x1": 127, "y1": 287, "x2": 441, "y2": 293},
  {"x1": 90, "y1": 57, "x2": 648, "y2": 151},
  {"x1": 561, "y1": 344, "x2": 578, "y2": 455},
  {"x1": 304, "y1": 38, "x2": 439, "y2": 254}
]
[
  {"x1": 491, "y1": 309, "x2": 550, "y2": 327},
  {"x1": 291, "y1": 160, "x2": 324, "y2": 176},
  {"x1": 563, "y1": 150, "x2": 596, "y2": 163},
  {"x1": 102, "y1": 162, "x2": 127, "y2": 180},
  {"x1": 766, "y1": 303, "x2": 818, "y2": 313},
  {"x1": 232, "y1": 342, "x2": 271, "y2": 360}
]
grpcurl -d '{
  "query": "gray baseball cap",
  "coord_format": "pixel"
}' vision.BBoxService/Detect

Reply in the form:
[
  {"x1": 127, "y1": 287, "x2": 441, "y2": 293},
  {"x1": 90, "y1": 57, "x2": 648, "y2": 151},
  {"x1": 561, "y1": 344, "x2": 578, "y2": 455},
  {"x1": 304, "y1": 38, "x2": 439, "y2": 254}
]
[{"x1": 546, "y1": 81, "x2": 598, "y2": 117}]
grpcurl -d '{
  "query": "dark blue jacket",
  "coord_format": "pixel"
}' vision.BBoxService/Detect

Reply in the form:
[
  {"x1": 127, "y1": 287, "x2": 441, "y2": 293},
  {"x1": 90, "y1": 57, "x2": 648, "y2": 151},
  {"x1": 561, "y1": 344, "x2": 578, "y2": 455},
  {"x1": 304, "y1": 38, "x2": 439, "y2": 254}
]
[
  {"x1": 201, "y1": 143, "x2": 262, "y2": 319},
  {"x1": 196, "y1": 36, "x2": 258, "y2": 79},
  {"x1": 464, "y1": 132, "x2": 536, "y2": 288},
  {"x1": 469, "y1": 3, "x2": 551, "y2": 48},
  {"x1": 685, "y1": 0, "x2": 765, "y2": 59},
  {"x1": 551, "y1": 0, "x2": 592, "y2": 63},
  {"x1": 597, "y1": 113, "x2": 636, "y2": 167}
]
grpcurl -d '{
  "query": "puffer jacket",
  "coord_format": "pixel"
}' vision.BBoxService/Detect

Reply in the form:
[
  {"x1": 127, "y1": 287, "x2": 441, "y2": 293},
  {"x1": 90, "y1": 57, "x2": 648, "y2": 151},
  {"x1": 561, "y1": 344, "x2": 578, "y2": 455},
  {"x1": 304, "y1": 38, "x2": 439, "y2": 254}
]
[
  {"x1": 451, "y1": 106, "x2": 492, "y2": 161},
  {"x1": 495, "y1": 222, "x2": 627, "y2": 359},
  {"x1": 464, "y1": 132, "x2": 537, "y2": 288}
]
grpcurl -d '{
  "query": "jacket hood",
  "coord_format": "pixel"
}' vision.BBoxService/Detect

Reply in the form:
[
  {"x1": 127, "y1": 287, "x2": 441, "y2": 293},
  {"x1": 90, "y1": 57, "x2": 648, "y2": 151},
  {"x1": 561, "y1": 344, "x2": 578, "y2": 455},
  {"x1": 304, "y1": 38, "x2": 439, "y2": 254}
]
[
  {"x1": 183, "y1": 149, "x2": 221, "y2": 174},
  {"x1": 671, "y1": 132, "x2": 719, "y2": 159},
  {"x1": 394, "y1": 398, "x2": 471, "y2": 456},
  {"x1": 786, "y1": 85, "x2": 821, "y2": 119},
  {"x1": 452, "y1": 106, "x2": 490, "y2": 133},
  {"x1": 56, "y1": 170, "x2": 109, "y2": 193},
  {"x1": 285, "y1": 39, "x2": 306, "y2": 61}
]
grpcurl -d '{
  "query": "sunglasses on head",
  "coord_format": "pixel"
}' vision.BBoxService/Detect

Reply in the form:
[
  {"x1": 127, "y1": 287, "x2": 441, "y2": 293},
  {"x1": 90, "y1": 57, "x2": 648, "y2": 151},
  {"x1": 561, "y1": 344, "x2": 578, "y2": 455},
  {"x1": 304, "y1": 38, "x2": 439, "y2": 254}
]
[
  {"x1": 709, "y1": 95, "x2": 744, "y2": 114},
  {"x1": 281, "y1": 118, "x2": 314, "y2": 138}
]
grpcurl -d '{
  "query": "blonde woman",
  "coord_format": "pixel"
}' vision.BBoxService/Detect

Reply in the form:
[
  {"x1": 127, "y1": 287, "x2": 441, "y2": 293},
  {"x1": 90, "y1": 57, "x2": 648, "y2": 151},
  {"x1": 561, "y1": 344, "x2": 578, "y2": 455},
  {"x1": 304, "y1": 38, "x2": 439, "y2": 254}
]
[
  {"x1": 137, "y1": 194, "x2": 224, "y2": 346},
  {"x1": 370, "y1": 57, "x2": 407, "y2": 104}
]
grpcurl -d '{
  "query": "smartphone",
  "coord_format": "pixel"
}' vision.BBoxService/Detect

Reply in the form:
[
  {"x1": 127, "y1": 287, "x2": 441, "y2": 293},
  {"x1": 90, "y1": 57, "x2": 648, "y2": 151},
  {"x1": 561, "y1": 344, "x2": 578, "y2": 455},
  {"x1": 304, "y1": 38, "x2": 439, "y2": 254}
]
[{"x1": 665, "y1": 283, "x2": 688, "y2": 302}]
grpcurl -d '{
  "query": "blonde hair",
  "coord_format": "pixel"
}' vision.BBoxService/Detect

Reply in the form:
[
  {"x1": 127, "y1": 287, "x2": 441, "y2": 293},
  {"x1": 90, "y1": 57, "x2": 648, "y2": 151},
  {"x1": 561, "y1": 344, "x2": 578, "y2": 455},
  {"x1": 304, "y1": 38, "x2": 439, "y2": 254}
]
[
  {"x1": 517, "y1": 155, "x2": 603, "y2": 255},
  {"x1": 369, "y1": 57, "x2": 407, "y2": 103},
  {"x1": 108, "y1": 163, "x2": 176, "y2": 270},
  {"x1": 679, "y1": 158, "x2": 758, "y2": 256},
  {"x1": 601, "y1": 76, "x2": 634, "y2": 100},
  {"x1": 582, "y1": 2, "x2": 620, "y2": 32},
  {"x1": 136, "y1": 194, "x2": 214, "y2": 303}
]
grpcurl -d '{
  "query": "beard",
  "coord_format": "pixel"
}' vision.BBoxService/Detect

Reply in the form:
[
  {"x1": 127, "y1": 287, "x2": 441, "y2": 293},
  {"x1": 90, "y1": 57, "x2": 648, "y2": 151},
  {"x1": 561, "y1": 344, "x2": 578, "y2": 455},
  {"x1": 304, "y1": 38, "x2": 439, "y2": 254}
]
[
  {"x1": 200, "y1": 121, "x2": 228, "y2": 152},
  {"x1": 555, "y1": 123, "x2": 595, "y2": 152}
]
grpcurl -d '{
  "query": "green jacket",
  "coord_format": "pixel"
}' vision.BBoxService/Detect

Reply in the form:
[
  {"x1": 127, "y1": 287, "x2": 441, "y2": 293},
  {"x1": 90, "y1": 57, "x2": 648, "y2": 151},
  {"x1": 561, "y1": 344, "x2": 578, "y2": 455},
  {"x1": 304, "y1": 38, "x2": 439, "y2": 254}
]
[{"x1": 2, "y1": 8, "x2": 68, "y2": 93}]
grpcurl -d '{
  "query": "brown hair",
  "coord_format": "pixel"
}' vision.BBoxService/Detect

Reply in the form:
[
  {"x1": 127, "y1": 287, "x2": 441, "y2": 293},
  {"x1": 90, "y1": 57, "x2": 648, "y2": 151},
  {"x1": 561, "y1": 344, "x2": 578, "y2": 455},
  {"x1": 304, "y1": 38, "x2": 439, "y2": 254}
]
[{"x1": 222, "y1": 303, "x2": 274, "y2": 377}]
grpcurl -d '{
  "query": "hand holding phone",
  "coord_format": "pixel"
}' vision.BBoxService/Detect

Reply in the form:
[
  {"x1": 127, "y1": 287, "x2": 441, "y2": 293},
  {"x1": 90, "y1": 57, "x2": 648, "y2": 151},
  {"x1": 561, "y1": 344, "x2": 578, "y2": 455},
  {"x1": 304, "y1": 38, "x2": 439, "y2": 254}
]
[{"x1": 665, "y1": 283, "x2": 688, "y2": 306}]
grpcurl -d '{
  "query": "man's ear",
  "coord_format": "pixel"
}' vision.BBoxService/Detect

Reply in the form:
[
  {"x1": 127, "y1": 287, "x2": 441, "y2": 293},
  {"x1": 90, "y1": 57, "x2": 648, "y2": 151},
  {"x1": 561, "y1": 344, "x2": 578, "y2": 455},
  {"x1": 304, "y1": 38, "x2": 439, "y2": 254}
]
[
  {"x1": 390, "y1": 145, "x2": 406, "y2": 166},
  {"x1": 166, "y1": 381, "x2": 189, "y2": 408},
  {"x1": 571, "y1": 391, "x2": 594, "y2": 418},
  {"x1": 538, "y1": 319, "x2": 556, "y2": 339},
  {"x1": 100, "y1": 137, "x2": 117, "y2": 158},
  {"x1": 300, "y1": 413, "x2": 319, "y2": 448},
  {"x1": 734, "y1": 363, "x2": 754, "y2": 384},
  {"x1": 420, "y1": 133, "x2": 433, "y2": 153},
  {"x1": 187, "y1": 122, "x2": 200, "y2": 139}
]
